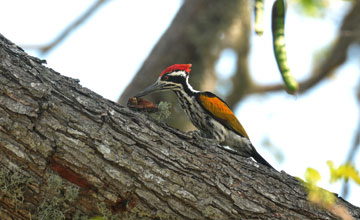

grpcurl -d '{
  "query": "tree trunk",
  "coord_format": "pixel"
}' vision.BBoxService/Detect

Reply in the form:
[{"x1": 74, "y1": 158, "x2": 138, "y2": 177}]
[{"x1": 0, "y1": 34, "x2": 359, "y2": 220}]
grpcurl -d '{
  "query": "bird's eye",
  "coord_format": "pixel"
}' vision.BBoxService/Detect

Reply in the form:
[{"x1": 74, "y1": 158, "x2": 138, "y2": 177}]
[{"x1": 163, "y1": 76, "x2": 169, "y2": 81}]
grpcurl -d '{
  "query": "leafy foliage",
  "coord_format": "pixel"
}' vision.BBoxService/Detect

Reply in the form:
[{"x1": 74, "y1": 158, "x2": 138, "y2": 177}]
[
  {"x1": 294, "y1": 0, "x2": 330, "y2": 17},
  {"x1": 304, "y1": 167, "x2": 336, "y2": 206},
  {"x1": 327, "y1": 161, "x2": 360, "y2": 185},
  {"x1": 302, "y1": 164, "x2": 358, "y2": 219}
]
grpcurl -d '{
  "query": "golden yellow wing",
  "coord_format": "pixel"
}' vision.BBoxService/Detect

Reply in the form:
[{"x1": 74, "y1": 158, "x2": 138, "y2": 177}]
[{"x1": 196, "y1": 92, "x2": 249, "y2": 139}]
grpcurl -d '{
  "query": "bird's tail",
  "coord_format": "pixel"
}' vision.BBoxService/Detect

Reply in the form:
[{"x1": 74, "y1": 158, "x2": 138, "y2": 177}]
[{"x1": 250, "y1": 144, "x2": 273, "y2": 169}]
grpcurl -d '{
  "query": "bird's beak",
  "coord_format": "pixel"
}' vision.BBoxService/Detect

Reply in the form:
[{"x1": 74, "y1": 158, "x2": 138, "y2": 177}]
[{"x1": 135, "y1": 80, "x2": 163, "y2": 97}]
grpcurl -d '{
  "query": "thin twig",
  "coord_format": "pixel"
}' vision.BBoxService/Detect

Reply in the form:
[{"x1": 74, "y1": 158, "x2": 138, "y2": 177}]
[
  {"x1": 341, "y1": 78, "x2": 360, "y2": 199},
  {"x1": 22, "y1": 0, "x2": 109, "y2": 55}
]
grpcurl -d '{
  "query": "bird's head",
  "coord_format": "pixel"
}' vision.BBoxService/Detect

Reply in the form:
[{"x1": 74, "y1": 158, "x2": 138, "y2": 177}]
[{"x1": 135, "y1": 64, "x2": 192, "y2": 97}]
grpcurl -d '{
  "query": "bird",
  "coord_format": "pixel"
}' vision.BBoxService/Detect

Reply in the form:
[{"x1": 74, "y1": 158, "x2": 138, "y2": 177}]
[{"x1": 135, "y1": 64, "x2": 273, "y2": 168}]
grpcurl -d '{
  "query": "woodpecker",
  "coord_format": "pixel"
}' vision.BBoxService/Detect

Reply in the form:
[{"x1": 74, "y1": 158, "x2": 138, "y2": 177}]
[{"x1": 135, "y1": 64, "x2": 273, "y2": 168}]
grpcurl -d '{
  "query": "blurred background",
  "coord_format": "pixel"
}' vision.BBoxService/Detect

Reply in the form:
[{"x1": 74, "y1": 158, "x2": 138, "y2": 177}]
[{"x1": 1, "y1": 0, "x2": 359, "y2": 206}]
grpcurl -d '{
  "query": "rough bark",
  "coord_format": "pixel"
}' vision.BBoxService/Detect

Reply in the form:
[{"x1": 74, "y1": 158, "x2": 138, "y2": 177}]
[{"x1": 0, "y1": 34, "x2": 360, "y2": 220}]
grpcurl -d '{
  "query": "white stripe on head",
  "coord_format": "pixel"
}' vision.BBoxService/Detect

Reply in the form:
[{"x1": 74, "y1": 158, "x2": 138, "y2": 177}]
[{"x1": 168, "y1": 70, "x2": 188, "y2": 77}]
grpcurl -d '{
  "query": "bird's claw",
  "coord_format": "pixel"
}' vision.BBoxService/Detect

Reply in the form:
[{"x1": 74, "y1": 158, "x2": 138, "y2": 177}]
[
  {"x1": 188, "y1": 130, "x2": 220, "y2": 145},
  {"x1": 187, "y1": 130, "x2": 204, "y2": 140}
]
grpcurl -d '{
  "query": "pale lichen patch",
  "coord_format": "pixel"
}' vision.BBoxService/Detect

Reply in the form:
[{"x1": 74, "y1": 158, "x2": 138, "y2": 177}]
[
  {"x1": 231, "y1": 192, "x2": 266, "y2": 213},
  {"x1": 143, "y1": 170, "x2": 164, "y2": 185},
  {"x1": 98, "y1": 144, "x2": 111, "y2": 155},
  {"x1": 29, "y1": 82, "x2": 51, "y2": 98},
  {"x1": 67, "y1": 127, "x2": 86, "y2": 138},
  {"x1": 3, "y1": 141, "x2": 25, "y2": 159},
  {"x1": 105, "y1": 167, "x2": 121, "y2": 181},
  {"x1": 175, "y1": 188, "x2": 196, "y2": 202}
]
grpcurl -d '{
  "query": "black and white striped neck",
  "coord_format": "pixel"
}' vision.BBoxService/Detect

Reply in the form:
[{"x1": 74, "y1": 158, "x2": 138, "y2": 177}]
[
  {"x1": 172, "y1": 78, "x2": 197, "y2": 104},
  {"x1": 182, "y1": 77, "x2": 198, "y2": 96}
]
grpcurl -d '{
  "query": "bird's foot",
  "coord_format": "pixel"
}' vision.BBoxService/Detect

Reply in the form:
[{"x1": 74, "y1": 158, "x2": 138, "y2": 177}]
[
  {"x1": 188, "y1": 130, "x2": 221, "y2": 145},
  {"x1": 187, "y1": 130, "x2": 206, "y2": 140}
]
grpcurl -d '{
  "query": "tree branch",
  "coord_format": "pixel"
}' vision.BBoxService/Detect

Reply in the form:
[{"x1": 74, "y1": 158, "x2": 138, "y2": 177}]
[
  {"x1": 342, "y1": 78, "x2": 360, "y2": 198},
  {"x1": 1, "y1": 34, "x2": 359, "y2": 219},
  {"x1": 22, "y1": 0, "x2": 109, "y2": 55}
]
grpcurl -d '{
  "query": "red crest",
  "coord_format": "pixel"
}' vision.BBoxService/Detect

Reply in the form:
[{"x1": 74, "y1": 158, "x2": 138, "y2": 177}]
[{"x1": 160, "y1": 64, "x2": 192, "y2": 77}]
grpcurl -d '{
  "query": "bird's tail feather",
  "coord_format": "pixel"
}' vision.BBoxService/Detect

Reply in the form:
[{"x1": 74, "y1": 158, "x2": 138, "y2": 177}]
[{"x1": 250, "y1": 144, "x2": 273, "y2": 169}]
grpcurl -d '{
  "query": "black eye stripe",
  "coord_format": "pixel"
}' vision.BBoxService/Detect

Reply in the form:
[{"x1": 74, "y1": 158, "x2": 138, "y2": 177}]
[
  {"x1": 162, "y1": 74, "x2": 183, "y2": 82},
  {"x1": 162, "y1": 74, "x2": 172, "y2": 81}
]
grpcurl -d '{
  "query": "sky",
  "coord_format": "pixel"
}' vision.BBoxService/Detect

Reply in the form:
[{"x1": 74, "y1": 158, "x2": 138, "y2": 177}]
[{"x1": 1, "y1": 0, "x2": 359, "y2": 207}]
